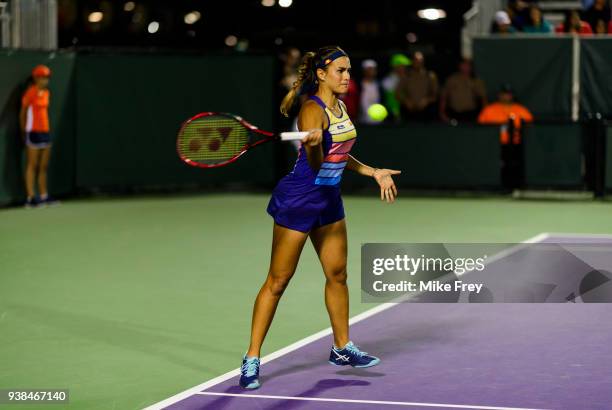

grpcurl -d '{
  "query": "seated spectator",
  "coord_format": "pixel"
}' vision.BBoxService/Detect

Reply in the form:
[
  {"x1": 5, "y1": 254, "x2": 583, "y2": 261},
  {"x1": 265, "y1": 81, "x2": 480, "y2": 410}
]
[
  {"x1": 478, "y1": 84, "x2": 533, "y2": 144},
  {"x1": 491, "y1": 11, "x2": 517, "y2": 34},
  {"x1": 359, "y1": 59, "x2": 384, "y2": 124},
  {"x1": 396, "y1": 51, "x2": 438, "y2": 122},
  {"x1": 506, "y1": 0, "x2": 533, "y2": 30},
  {"x1": 439, "y1": 58, "x2": 487, "y2": 123},
  {"x1": 594, "y1": 18, "x2": 611, "y2": 33},
  {"x1": 555, "y1": 10, "x2": 594, "y2": 35},
  {"x1": 523, "y1": 6, "x2": 554, "y2": 33},
  {"x1": 382, "y1": 54, "x2": 411, "y2": 122},
  {"x1": 584, "y1": 0, "x2": 611, "y2": 33}
]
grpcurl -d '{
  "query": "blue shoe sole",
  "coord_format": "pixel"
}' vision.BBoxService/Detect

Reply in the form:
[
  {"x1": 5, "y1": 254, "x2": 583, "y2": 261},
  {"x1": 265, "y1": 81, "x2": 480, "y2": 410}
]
[
  {"x1": 328, "y1": 358, "x2": 380, "y2": 368},
  {"x1": 354, "y1": 358, "x2": 380, "y2": 368},
  {"x1": 240, "y1": 380, "x2": 261, "y2": 389}
]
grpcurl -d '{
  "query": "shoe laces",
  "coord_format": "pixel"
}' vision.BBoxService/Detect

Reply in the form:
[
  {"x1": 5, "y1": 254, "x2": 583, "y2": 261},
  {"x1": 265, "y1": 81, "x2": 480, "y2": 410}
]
[
  {"x1": 345, "y1": 342, "x2": 367, "y2": 358},
  {"x1": 241, "y1": 358, "x2": 259, "y2": 377}
]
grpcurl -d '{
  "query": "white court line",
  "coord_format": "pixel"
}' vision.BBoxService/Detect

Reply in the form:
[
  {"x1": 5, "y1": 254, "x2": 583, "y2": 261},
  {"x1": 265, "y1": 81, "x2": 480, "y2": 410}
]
[
  {"x1": 142, "y1": 301, "x2": 397, "y2": 409},
  {"x1": 195, "y1": 392, "x2": 550, "y2": 410},
  {"x1": 543, "y1": 232, "x2": 612, "y2": 239},
  {"x1": 454, "y1": 233, "x2": 550, "y2": 279},
  {"x1": 523, "y1": 233, "x2": 550, "y2": 243},
  {"x1": 143, "y1": 233, "x2": 550, "y2": 410}
]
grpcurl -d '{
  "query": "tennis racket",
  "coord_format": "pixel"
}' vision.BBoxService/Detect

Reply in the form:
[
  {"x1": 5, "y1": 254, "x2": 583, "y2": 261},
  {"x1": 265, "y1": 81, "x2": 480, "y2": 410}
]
[{"x1": 177, "y1": 112, "x2": 308, "y2": 168}]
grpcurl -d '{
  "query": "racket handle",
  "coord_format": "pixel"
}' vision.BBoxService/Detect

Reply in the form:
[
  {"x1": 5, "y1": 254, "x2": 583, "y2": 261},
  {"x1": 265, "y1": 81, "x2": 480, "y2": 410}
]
[{"x1": 280, "y1": 131, "x2": 309, "y2": 141}]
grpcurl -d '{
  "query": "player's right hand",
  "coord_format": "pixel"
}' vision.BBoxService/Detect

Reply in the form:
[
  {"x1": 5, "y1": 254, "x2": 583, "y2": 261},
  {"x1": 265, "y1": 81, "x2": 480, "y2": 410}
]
[{"x1": 301, "y1": 129, "x2": 322, "y2": 146}]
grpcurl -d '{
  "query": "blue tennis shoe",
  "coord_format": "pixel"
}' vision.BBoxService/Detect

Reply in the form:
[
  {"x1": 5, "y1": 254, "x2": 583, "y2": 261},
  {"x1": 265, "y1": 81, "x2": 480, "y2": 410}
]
[
  {"x1": 239, "y1": 355, "x2": 261, "y2": 389},
  {"x1": 24, "y1": 197, "x2": 42, "y2": 209},
  {"x1": 42, "y1": 195, "x2": 60, "y2": 206},
  {"x1": 329, "y1": 341, "x2": 380, "y2": 368}
]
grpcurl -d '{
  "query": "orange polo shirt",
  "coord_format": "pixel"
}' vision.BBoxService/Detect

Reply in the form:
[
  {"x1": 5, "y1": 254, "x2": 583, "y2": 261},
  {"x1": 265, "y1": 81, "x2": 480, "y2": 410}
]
[
  {"x1": 22, "y1": 85, "x2": 50, "y2": 133},
  {"x1": 478, "y1": 102, "x2": 533, "y2": 144}
]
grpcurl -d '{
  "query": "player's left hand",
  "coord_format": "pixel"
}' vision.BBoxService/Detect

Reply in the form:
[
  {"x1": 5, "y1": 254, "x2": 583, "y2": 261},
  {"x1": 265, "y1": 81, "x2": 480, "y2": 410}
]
[{"x1": 373, "y1": 168, "x2": 401, "y2": 203}]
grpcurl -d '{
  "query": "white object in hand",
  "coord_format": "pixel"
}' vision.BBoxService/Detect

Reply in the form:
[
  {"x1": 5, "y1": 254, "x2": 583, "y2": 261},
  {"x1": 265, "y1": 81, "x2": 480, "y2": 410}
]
[{"x1": 280, "y1": 131, "x2": 309, "y2": 141}]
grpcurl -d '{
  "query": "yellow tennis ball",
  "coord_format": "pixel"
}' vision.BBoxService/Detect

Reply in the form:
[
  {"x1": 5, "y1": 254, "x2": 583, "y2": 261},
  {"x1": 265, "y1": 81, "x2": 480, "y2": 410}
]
[{"x1": 367, "y1": 104, "x2": 388, "y2": 122}]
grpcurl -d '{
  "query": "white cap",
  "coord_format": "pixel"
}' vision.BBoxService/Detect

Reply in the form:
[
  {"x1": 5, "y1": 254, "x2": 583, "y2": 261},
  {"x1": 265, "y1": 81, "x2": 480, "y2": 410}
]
[
  {"x1": 495, "y1": 10, "x2": 511, "y2": 25},
  {"x1": 361, "y1": 59, "x2": 378, "y2": 69}
]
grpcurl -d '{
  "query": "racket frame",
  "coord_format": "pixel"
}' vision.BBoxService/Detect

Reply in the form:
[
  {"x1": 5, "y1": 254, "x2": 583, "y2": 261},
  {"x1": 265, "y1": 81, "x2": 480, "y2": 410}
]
[{"x1": 177, "y1": 112, "x2": 279, "y2": 169}]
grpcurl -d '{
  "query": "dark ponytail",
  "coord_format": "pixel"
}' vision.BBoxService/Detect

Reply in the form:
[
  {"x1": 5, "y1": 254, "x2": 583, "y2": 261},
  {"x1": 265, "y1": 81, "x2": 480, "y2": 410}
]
[{"x1": 280, "y1": 51, "x2": 317, "y2": 117}]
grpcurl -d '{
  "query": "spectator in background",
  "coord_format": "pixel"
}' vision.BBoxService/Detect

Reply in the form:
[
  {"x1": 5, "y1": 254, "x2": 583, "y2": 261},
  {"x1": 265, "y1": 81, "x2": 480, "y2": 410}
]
[
  {"x1": 556, "y1": 10, "x2": 594, "y2": 34},
  {"x1": 478, "y1": 84, "x2": 533, "y2": 144},
  {"x1": 279, "y1": 47, "x2": 306, "y2": 150},
  {"x1": 584, "y1": 0, "x2": 611, "y2": 33},
  {"x1": 594, "y1": 18, "x2": 611, "y2": 33},
  {"x1": 491, "y1": 11, "x2": 517, "y2": 34},
  {"x1": 506, "y1": 0, "x2": 532, "y2": 30},
  {"x1": 20, "y1": 65, "x2": 58, "y2": 208},
  {"x1": 478, "y1": 84, "x2": 533, "y2": 191},
  {"x1": 523, "y1": 5, "x2": 554, "y2": 33},
  {"x1": 339, "y1": 78, "x2": 359, "y2": 119},
  {"x1": 381, "y1": 54, "x2": 411, "y2": 123},
  {"x1": 280, "y1": 47, "x2": 301, "y2": 93},
  {"x1": 396, "y1": 51, "x2": 438, "y2": 122},
  {"x1": 359, "y1": 59, "x2": 383, "y2": 124},
  {"x1": 439, "y1": 58, "x2": 487, "y2": 124}
]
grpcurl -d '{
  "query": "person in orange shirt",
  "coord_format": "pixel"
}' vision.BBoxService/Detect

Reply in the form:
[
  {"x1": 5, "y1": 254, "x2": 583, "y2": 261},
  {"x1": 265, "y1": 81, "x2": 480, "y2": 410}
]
[
  {"x1": 19, "y1": 65, "x2": 58, "y2": 208},
  {"x1": 478, "y1": 84, "x2": 533, "y2": 191},
  {"x1": 478, "y1": 84, "x2": 533, "y2": 144}
]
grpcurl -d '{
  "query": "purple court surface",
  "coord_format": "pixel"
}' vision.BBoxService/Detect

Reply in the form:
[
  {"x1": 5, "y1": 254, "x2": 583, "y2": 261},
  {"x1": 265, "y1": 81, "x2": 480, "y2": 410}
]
[{"x1": 149, "y1": 234, "x2": 612, "y2": 410}]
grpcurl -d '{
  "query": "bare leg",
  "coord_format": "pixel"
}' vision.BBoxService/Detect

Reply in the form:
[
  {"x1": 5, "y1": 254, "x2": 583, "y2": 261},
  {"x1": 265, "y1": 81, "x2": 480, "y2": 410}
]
[
  {"x1": 38, "y1": 147, "x2": 51, "y2": 198},
  {"x1": 25, "y1": 147, "x2": 40, "y2": 199},
  {"x1": 310, "y1": 219, "x2": 349, "y2": 348},
  {"x1": 246, "y1": 223, "x2": 309, "y2": 358}
]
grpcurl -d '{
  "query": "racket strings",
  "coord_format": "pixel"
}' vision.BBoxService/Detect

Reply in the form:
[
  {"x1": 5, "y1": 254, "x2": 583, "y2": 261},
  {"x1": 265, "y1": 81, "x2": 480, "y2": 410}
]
[{"x1": 178, "y1": 116, "x2": 250, "y2": 165}]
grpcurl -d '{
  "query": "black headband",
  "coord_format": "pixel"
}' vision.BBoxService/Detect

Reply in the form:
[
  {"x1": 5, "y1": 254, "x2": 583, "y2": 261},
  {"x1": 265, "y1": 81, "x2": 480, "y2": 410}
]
[{"x1": 315, "y1": 50, "x2": 347, "y2": 69}]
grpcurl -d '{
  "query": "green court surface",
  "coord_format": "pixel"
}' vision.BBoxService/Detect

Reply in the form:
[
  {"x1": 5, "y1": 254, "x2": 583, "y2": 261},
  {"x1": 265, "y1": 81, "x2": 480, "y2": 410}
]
[{"x1": 0, "y1": 194, "x2": 610, "y2": 409}]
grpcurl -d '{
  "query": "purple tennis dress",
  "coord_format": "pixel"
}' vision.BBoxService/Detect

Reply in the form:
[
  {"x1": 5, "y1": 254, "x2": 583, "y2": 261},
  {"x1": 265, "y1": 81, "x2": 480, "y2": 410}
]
[{"x1": 267, "y1": 95, "x2": 358, "y2": 233}]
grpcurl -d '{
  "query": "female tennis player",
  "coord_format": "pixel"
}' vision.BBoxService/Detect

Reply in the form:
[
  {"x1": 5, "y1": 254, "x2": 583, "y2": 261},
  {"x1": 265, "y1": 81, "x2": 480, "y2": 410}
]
[
  {"x1": 240, "y1": 46, "x2": 400, "y2": 389},
  {"x1": 20, "y1": 65, "x2": 58, "y2": 208}
]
